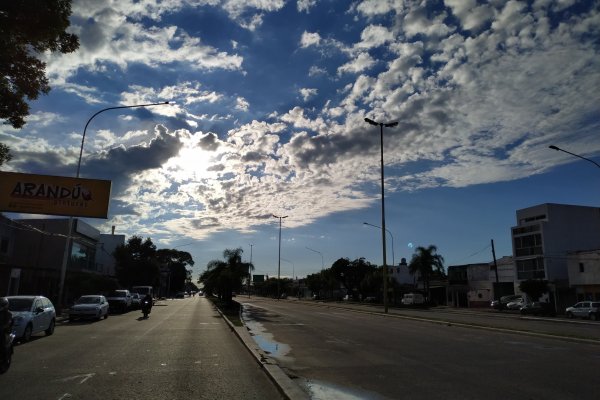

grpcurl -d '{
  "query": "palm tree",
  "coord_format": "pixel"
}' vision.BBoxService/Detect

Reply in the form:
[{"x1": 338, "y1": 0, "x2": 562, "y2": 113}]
[
  {"x1": 199, "y1": 248, "x2": 253, "y2": 304},
  {"x1": 408, "y1": 245, "x2": 445, "y2": 302}
]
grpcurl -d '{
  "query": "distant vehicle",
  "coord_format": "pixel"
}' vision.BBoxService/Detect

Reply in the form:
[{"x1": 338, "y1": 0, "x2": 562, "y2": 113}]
[
  {"x1": 519, "y1": 302, "x2": 555, "y2": 317},
  {"x1": 6, "y1": 296, "x2": 56, "y2": 342},
  {"x1": 364, "y1": 296, "x2": 377, "y2": 303},
  {"x1": 175, "y1": 292, "x2": 186, "y2": 299},
  {"x1": 69, "y1": 295, "x2": 109, "y2": 321},
  {"x1": 491, "y1": 294, "x2": 522, "y2": 310},
  {"x1": 401, "y1": 293, "x2": 424, "y2": 305},
  {"x1": 106, "y1": 290, "x2": 132, "y2": 313},
  {"x1": 131, "y1": 286, "x2": 154, "y2": 299},
  {"x1": 565, "y1": 301, "x2": 600, "y2": 320}
]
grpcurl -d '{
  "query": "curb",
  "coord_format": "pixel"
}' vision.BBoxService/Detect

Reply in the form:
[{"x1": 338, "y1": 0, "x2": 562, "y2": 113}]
[{"x1": 214, "y1": 304, "x2": 310, "y2": 400}]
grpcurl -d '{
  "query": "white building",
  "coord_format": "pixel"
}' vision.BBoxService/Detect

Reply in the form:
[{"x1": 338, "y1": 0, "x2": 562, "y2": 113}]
[{"x1": 566, "y1": 250, "x2": 600, "y2": 301}]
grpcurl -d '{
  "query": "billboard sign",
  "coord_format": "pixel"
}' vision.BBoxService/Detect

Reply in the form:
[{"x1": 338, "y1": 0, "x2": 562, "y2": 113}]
[{"x1": 0, "y1": 171, "x2": 112, "y2": 218}]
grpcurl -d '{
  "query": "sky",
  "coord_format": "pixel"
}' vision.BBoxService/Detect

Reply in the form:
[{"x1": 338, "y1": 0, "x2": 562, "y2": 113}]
[{"x1": 1, "y1": 0, "x2": 599, "y2": 280}]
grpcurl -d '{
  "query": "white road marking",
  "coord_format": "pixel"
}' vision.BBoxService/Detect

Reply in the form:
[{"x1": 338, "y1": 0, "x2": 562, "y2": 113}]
[{"x1": 60, "y1": 373, "x2": 95, "y2": 385}]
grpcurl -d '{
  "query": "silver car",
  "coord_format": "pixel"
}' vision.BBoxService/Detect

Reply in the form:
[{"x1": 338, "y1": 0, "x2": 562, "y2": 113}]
[
  {"x1": 7, "y1": 296, "x2": 56, "y2": 342},
  {"x1": 69, "y1": 295, "x2": 109, "y2": 321},
  {"x1": 565, "y1": 301, "x2": 600, "y2": 320}
]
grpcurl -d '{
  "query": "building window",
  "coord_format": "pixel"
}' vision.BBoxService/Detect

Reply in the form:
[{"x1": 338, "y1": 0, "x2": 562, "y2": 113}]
[
  {"x1": 579, "y1": 262, "x2": 585, "y2": 273},
  {"x1": 514, "y1": 233, "x2": 543, "y2": 257},
  {"x1": 516, "y1": 257, "x2": 545, "y2": 280}
]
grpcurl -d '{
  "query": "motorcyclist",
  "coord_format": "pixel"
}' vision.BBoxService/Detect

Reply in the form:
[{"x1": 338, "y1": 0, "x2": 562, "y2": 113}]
[
  {"x1": 141, "y1": 294, "x2": 153, "y2": 313},
  {"x1": 0, "y1": 297, "x2": 12, "y2": 356}
]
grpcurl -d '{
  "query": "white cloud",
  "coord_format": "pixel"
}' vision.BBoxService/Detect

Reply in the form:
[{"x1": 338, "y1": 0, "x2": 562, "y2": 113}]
[
  {"x1": 297, "y1": 0, "x2": 317, "y2": 13},
  {"x1": 337, "y1": 52, "x2": 376, "y2": 75},
  {"x1": 300, "y1": 31, "x2": 322, "y2": 48},
  {"x1": 299, "y1": 88, "x2": 318, "y2": 101},
  {"x1": 235, "y1": 97, "x2": 250, "y2": 111}
]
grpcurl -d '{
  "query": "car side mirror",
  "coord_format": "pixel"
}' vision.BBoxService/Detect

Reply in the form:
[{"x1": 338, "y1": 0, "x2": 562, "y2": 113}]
[{"x1": 35, "y1": 307, "x2": 44, "y2": 314}]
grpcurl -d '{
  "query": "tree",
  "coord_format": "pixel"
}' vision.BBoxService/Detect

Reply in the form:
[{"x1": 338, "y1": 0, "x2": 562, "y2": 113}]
[
  {"x1": 0, "y1": 143, "x2": 11, "y2": 166},
  {"x1": 408, "y1": 245, "x2": 445, "y2": 302},
  {"x1": 156, "y1": 249, "x2": 194, "y2": 295},
  {"x1": 1, "y1": 0, "x2": 79, "y2": 129},
  {"x1": 199, "y1": 248, "x2": 253, "y2": 305},
  {"x1": 113, "y1": 236, "x2": 160, "y2": 289},
  {"x1": 519, "y1": 279, "x2": 549, "y2": 302}
]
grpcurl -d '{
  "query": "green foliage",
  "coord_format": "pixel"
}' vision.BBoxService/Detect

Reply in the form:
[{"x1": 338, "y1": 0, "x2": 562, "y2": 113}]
[
  {"x1": 199, "y1": 248, "x2": 253, "y2": 304},
  {"x1": 519, "y1": 279, "x2": 549, "y2": 301},
  {"x1": 113, "y1": 236, "x2": 160, "y2": 289},
  {"x1": 408, "y1": 245, "x2": 445, "y2": 301},
  {"x1": 156, "y1": 248, "x2": 194, "y2": 294},
  {"x1": 0, "y1": 143, "x2": 11, "y2": 166},
  {"x1": 0, "y1": 0, "x2": 79, "y2": 129}
]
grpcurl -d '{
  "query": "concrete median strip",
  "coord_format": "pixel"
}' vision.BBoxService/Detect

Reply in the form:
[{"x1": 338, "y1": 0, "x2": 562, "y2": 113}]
[{"x1": 214, "y1": 304, "x2": 310, "y2": 400}]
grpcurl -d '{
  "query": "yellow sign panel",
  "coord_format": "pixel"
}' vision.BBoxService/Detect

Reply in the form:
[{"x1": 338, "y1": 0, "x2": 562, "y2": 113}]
[{"x1": 0, "y1": 172, "x2": 112, "y2": 218}]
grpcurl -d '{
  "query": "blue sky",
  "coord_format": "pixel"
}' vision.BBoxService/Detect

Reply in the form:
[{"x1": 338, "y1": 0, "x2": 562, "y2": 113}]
[{"x1": 1, "y1": 0, "x2": 599, "y2": 280}]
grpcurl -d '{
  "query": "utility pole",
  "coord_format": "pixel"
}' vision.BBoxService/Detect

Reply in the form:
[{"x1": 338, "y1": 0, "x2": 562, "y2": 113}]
[{"x1": 491, "y1": 239, "x2": 499, "y2": 300}]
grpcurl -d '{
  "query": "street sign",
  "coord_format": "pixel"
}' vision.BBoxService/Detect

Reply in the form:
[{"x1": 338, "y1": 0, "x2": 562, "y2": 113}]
[{"x1": 0, "y1": 171, "x2": 112, "y2": 218}]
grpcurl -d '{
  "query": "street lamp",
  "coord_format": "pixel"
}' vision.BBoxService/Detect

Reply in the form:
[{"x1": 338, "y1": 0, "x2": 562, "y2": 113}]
[
  {"x1": 548, "y1": 145, "x2": 600, "y2": 169},
  {"x1": 363, "y1": 222, "x2": 395, "y2": 267},
  {"x1": 248, "y1": 244, "x2": 253, "y2": 298},
  {"x1": 365, "y1": 116, "x2": 398, "y2": 313},
  {"x1": 57, "y1": 101, "x2": 171, "y2": 311},
  {"x1": 273, "y1": 214, "x2": 288, "y2": 299},
  {"x1": 306, "y1": 246, "x2": 324, "y2": 271}
]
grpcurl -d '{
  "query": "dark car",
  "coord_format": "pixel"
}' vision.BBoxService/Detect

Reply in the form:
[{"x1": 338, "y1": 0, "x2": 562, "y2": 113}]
[
  {"x1": 520, "y1": 302, "x2": 555, "y2": 317},
  {"x1": 491, "y1": 294, "x2": 522, "y2": 310}
]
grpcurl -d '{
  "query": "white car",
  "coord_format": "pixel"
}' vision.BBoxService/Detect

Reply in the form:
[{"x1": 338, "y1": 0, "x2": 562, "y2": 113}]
[
  {"x1": 506, "y1": 297, "x2": 526, "y2": 310},
  {"x1": 69, "y1": 295, "x2": 109, "y2": 321},
  {"x1": 7, "y1": 296, "x2": 56, "y2": 342},
  {"x1": 565, "y1": 301, "x2": 600, "y2": 320}
]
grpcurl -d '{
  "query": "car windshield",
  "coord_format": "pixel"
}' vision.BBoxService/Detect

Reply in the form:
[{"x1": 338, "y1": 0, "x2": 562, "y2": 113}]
[
  {"x1": 109, "y1": 291, "x2": 127, "y2": 297},
  {"x1": 76, "y1": 297, "x2": 100, "y2": 304},
  {"x1": 8, "y1": 298, "x2": 33, "y2": 312}
]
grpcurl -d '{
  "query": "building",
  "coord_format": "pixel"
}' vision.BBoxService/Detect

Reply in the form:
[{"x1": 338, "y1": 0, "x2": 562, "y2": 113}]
[
  {"x1": 512, "y1": 203, "x2": 600, "y2": 310},
  {"x1": 566, "y1": 250, "x2": 600, "y2": 302},
  {"x1": 0, "y1": 216, "x2": 121, "y2": 305}
]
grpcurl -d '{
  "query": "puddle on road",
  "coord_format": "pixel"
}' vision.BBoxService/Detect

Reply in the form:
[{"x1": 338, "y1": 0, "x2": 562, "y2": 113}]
[
  {"x1": 241, "y1": 303, "x2": 291, "y2": 359},
  {"x1": 305, "y1": 380, "x2": 385, "y2": 400}
]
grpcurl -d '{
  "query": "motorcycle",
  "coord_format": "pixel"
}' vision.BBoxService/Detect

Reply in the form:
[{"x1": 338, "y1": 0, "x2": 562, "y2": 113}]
[
  {"x1": 141, "y1": 299, "x2": 152, "y2": 318},
  {"x1": 0, "y1": 331, "x2": 15, "y2": 374}
]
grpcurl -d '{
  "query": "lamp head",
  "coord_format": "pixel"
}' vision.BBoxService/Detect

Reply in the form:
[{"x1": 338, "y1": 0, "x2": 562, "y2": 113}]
[
  {"x1": 384, "y1": 121, "x2": 398, "y2": 128},
  {"x1": 364, "y1": 117, "x2": 379, "y2": 126},
  {"x1": 549, "y1": 145, "x2": 560, "y2": 151}
]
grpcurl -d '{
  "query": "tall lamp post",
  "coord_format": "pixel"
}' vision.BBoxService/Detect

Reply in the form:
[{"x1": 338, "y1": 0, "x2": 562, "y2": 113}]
[
  {"x1": 365, "y1": 117, "x2": 398, "y2": 313},
  {"x1": 548, "y1": 145, "x2": 600, "y2": 169},
  {"x1": 248, "y1": 244, "x2": 253, "y2": 298},
  {"x1": 306, "y1": 246, "x2": 324, "y2": 271},
  {"x1": 57, "y1": 102, "x2": 170, "y2": 311},
  {"x1": 363, "y1": 222, "x2": 395, "y2": 267},
  {"x1": 273, "y1": 214, "x2": 288, "y2": 300}
]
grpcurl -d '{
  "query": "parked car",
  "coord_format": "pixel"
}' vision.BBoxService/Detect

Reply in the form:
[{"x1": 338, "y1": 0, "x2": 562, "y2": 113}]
[
  {"x1": 401, "y1": 293, "x2": 425, "y2": 305},
  {"x1": 6, "y1": 296, "x2": 56, "y2": 342},
  {"x1": 565, "y1": 301, "x2": 600, "y2": 320},
  {"x1": 130, "y1": 293, "x2": 141, "y2": 309},
  {"x1": 175, "y1": 292, "x2": 186, "y2": 299},
  {"x1": 519, "y1": 302, "x2": 556, "y2": 317},
  {"x1": 106, "y1": 290, "x2": 132, "y2": 313},
  {"x1": 69, "y1": 295, "x2": 109, "y2": 321},
  {"x1": 491, "y1": 294, "x2": 522, "y2": 310},
  {"x1": 506, "y1": 297, "x2": 526, "y2": 310}
]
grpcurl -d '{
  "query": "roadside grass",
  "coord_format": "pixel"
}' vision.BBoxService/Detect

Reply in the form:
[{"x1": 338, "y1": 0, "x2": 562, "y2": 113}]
[{"x1": 208, "y1": 297, "x2": 243, "y2": 326}]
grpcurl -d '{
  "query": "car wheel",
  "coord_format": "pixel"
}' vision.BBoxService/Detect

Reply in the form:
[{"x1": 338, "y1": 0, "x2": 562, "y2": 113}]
[
  {"x1": 45, "y1": 319, "x2": 55, "y2": 336},
  {"x1": 22, "y1": 324, "x2": 32, "y2": 342},
  {"x1": 590, "y1": 313, "x2": 597, "y2": 321},
  {"x1": 567, "y1": 312, "x2": 574, "y2": 319}
]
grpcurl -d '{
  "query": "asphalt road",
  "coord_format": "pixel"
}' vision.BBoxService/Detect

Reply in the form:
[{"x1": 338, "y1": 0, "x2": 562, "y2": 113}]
[
  {"x1": 1, "y1": 297, "x2": 283, "y2": 400},
  {"x1": 241, "y1": 298, "x2": 600, "y2": 400}
]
